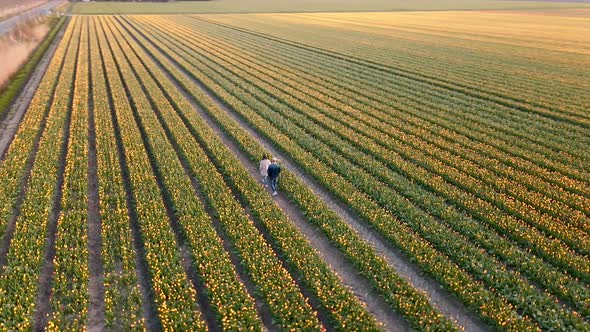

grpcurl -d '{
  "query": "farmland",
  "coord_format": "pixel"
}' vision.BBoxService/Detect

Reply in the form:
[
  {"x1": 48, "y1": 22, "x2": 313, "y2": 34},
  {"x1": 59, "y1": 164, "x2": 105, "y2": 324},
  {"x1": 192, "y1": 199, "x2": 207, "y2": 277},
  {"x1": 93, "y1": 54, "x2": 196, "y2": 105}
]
[{"x1": 0, "y1": 5, "x2": 589, "y2": 332}]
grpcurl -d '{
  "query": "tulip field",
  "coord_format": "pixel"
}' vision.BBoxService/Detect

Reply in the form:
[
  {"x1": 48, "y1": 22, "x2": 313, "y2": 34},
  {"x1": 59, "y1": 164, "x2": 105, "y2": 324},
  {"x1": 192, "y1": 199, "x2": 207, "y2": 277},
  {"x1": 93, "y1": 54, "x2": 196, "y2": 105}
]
[{"x1": 0, "y1": 9, "x2": 588, "y2": 331}]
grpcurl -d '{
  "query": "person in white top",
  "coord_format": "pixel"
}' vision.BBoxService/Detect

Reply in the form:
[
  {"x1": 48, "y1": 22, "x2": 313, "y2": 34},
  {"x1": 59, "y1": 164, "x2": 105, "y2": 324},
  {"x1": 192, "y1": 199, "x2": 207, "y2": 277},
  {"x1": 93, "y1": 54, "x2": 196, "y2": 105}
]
[{"x1": 259, "y1": 154, "x2": 271, "y2": 187}]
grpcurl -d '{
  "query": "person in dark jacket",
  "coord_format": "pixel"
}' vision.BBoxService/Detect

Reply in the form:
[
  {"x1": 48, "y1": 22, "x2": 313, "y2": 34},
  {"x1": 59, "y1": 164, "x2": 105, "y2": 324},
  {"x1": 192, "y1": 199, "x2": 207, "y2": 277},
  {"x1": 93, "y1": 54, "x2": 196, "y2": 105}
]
[{"x1": 267, "y1": 158, "x2": 281, "y2": 196}]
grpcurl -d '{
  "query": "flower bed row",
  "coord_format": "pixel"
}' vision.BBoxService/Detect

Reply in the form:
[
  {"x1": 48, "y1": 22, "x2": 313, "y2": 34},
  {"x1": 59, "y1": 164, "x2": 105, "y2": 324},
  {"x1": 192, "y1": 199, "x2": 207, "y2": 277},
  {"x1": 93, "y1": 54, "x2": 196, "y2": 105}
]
[
  {"x1": 163, "y1": 18, "x2": 590, "y2": 253},
  {"x1": 175, "y1": 33, "x2": 590, "y2": 315},
  {"x1": 172, "y1": 22, "x2": 590, "y2": 230},
  {"x1": 200, "y1": 17, "x2": 590, "y2": 126},
  {"x1": 0, "y1": 17, "x2": 72, "y2": 240},
  {"x1": 100, "y1": 17, "x2": 269, "y2": 330},
  {"x1": 154, "y1": 32, "x2": 588, "y2": 327},
  {"x1": 89, "y1": 16, "x2": 144, "y2": 331},
  {"x1": 145, "y1": 17, "x2": 590, "y2": 280},
  {"x1": 48, "y1": 16, "x2": 91, "y2": 330},
  {"x1": 117, "y1": 15, "x2": 464, "y2": 330}
]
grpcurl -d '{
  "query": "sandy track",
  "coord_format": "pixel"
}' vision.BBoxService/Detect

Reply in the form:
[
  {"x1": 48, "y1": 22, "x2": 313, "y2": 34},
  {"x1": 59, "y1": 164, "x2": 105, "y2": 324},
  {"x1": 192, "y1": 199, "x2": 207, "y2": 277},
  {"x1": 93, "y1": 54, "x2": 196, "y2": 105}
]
[{"x1": 0, "y1": 0, "x2": 64, "y2": 36}]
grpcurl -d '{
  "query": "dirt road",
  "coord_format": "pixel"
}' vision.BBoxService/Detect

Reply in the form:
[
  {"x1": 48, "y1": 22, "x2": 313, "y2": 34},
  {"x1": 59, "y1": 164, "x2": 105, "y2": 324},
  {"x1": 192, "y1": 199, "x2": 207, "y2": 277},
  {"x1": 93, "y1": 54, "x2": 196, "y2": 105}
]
[{"x1": 0, "y1": 0, "x2": 64, "y2": 36}]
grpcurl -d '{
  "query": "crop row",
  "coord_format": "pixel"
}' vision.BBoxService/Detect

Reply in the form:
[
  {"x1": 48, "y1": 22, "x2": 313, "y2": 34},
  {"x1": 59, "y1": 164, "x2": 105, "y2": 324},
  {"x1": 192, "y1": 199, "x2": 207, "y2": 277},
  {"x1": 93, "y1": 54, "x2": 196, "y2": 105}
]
[
  {"x1": 114, "y1": 14, "x2": 460, "y2": 330},
  {"x1": 120, "y1": 16, "x2": 541, "y2": 331},
  {"x1": 157, "y1": 17, "x2": 590, "y2": 255},
  {"x1": 47, "y1": 16, "x2": 91, "y2": 330},
  {"x1": 127, "y1": 16, "x2": 590, "y2": 330},
  {"x1": 101, "y1": 16, "x2": 296, "y2": 330},
  {"x1": 143, "y1": 16, "x2": 585, "y2": 266},
  {"x1": 137, "y1": 15, "x2": 590, "y2": 310},
  {"x1": 89, "y1": 15, "x2": 145, "y2": 331},
  {"x1": 105, "y1": 15, "x2": 273, "y2": 330},
  {"x1": 147, "y1": 23, "x2": 590, "y2": 319},
  {"x1": 171, "y1": 17, "x2": 590, "y2": 223},
  {"x1": 0, "y1": 17, "x2": 81, "y2": 330},
  {"x1": 94, "y1": 17, "x2": 206, "y2": 330},
  {"x1": 106, "y1": 15, "x2": 385, "y2": 331},
  {"x1": 187, "y1": 14, "x2": 587, "y2": 159},
  {"x1": 262, "y1": 12, "x2": 590, "y2": 101}
]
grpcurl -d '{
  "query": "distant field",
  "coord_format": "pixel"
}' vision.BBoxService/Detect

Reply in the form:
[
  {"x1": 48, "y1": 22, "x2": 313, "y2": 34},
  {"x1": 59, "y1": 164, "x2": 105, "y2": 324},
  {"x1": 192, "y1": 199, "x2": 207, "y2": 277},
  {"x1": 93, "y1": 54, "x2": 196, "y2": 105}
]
[
  {"x1": 69, "y1": 0, "x2": 590, "y2": 14},
  {"x1": 1, "y1": 5, "x2": 589, "y2": 332}
]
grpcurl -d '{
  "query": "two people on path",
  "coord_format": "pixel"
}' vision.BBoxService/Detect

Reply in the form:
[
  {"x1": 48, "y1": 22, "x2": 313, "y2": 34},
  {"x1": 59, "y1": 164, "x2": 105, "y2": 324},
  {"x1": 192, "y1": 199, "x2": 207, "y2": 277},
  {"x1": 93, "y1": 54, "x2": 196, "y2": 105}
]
[{"x1": 259, "y1": 155, "x2": 281, "y2": 196}]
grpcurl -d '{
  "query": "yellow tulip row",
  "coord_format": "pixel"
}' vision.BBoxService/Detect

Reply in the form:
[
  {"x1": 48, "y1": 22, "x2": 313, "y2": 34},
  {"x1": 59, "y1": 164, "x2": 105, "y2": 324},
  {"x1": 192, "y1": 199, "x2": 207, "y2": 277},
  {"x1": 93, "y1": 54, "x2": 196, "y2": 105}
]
[
  {"x1": 0, "y1": 18, "x2": 72, "y2": 241},
  {"x1": 159, "y1": 17, "x2": 590, "y2": 266},
  {"x1": 120, "y1": 15, "x2": 463, "y2": 330},
  {"x1": 47, "y1": 16, "x2": 91, "y2": 330},
  {"x1": 108, "y1": 15, "x2": 375, "y2": 330},
  {"x1": 150, "y1": 10, "x2": 588, "y2": 270},
  {"x1": 89, "y1": 16, "x2": 145, "y2": 331},
  {"x1": 94, "y1": 16, "x2": 206, "y2": 331},
  {"x1": 165, "y1": 14, "x2": 588, "y2": 268},
  {"x1": 0, "y1": 17, "x2": 81, "y2": 330},
  {"x1": 163, "y1": 30, "x2": 587, "y2": 329},
  {"x1": 128, "y1": 15, "x2": 589, "y2": 331}
]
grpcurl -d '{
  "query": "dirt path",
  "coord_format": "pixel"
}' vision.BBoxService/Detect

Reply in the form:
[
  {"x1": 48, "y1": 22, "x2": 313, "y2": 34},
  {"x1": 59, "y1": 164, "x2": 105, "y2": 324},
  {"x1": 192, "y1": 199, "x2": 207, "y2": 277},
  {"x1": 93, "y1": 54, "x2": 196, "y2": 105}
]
[
  {"x1": 86, "y1": 29, "x2": 105, "y2": 332},
  {"x1": 0, "y1": 0, "x2": 65, "y2": 36},
  {"x1": 125, "y1": 20, "x2": 491, "y2": 331},
  {"x1": 0, "y1": 16, "x2": 68, "y2": 160}
]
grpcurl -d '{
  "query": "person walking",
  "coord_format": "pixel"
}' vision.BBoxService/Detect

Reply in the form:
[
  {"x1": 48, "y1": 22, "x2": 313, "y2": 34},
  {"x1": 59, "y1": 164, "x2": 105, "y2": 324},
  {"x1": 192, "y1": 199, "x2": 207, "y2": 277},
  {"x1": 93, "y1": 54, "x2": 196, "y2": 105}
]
[
  {"x1": 267, "y1": 158, "x2": 281, "y2": 196},
  {"x1": 259, "y1": 154, "x2": 271, "y2": 187}
]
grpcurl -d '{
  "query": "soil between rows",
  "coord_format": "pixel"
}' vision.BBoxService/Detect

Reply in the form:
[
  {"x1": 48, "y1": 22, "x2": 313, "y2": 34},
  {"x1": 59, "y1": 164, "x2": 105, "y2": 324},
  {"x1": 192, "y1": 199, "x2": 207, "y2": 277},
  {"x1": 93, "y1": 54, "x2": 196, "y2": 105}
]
[{"x1": 86, "y1": 18, "x2": 105, "y2": 331}]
